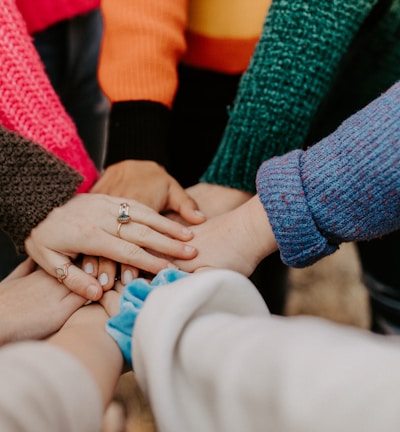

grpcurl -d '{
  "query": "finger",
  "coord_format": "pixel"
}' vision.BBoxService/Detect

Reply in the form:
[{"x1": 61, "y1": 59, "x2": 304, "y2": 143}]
[
  {"x1": 93, "y1": 236, "x2": 180, "y2": 275},
  {"x1": 81, "y1": 255, "x2": 99, "y2": 278},
  {"x1": 118, "y1": 221, "x2": 197, "y2": 260},
  {"x1": 120, "y1": 264, "x2": 139, "y2": 285},
  {"x1": 2, "y1": 257, "x2": 36, "y2": 282},
  {"x1": 124, "y1": 200, "x2": 195, "y2": 241},
  {"x1": 99, "y1": 289, "x2": 121, "y2": 317},
  {"x1": 40, "y1": 250, "x2": 104, "y2": 301},
  {"x1": 97, "y1": 257, "x2": 117, "y2": 291},
  {"x1": 167, "y1": 183, "x2": 206, "y2": 225},
  {"x1": 114, "y1": 280, "x2": 126, "y2": 294}
]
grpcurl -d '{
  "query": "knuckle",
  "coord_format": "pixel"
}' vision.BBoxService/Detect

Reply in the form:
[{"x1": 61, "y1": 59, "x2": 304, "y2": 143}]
[{"x1": 134, "y1": 224, "x2": 151, "y2": 241}]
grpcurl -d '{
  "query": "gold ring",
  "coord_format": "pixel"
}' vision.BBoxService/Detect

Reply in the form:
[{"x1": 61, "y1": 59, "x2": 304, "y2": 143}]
[
  {"x1": 55, "y1": 262, "x2": 72, "y2": 284},
  {"x1": 117, "y1": 222, "x2": 123, "y2": 238},
  {"x1": 117, "y1": 202, "x2": 131, "y2": 238}
]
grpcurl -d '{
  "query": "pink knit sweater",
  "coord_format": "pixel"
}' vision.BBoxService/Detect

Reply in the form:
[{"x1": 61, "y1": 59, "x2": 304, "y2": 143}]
[
  {"x1": 0, "y1": 0, "x2": 99, "y2": 192},
  {"x1": 16, "y1": 0, "x2": 100, "y2": 34}
]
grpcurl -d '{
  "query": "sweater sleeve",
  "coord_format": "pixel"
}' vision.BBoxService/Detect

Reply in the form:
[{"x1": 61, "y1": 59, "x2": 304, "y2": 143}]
[
  {"x1": 201, "y1": 0, "x2": 380, "y2": 193},
  {"x1": 133, "y1": 269, "x2": 400, "y2": 432},
  {"x1": 0, "y1": 0, "x2": 98, "y2": 192},
  {"x1": 0, "y1": 127, "x2": 83, "y2": 254},
  {"x1": 256, "y1": 81, "x2": 400, "y2": 268},
  {"x1": 99, "y1": 0, "x2": 187, "y2": 167},
  {"x1": 0, "y1": 341, "x2": 102, "y2": 432}
]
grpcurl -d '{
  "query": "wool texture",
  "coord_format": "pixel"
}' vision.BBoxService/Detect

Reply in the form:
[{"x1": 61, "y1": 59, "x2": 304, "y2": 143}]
[
  {"x1": 99, "y1": 0, "x2": 270, "y2": 168},
  {"x1": 256, "y1": 81, "x2": 400, "y2": 268},
  {"x1": 202, "y1": 0, "x2": 400, "y2": 192},
  {"x1": 0, "y1": 127, "x2": 83, "y2": 253},
  {"x1": 0, "y1": 0, "x2": 98, "y2": 192}
]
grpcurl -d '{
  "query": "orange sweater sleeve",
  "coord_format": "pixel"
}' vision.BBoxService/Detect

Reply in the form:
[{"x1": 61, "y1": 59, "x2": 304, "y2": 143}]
[{"x1": 99, "y1": 0, "x2": 188, "y2": 108}]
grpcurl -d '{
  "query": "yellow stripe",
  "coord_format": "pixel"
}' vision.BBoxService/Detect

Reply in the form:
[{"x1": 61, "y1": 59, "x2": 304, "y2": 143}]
[{"x1": 188, "y1": 0, "x2": 271, "y2": 39}]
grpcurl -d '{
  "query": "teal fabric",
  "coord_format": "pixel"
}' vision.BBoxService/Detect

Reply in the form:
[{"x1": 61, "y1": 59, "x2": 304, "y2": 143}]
[
  {"x1": 201, "y1": 0, "x2": 400, "y2": 193},
  {"x1": 106, "y1": 269, "x2": 189, "y2": 367}
]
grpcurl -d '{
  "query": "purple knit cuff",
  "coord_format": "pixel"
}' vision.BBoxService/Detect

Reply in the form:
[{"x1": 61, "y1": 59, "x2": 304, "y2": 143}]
[{"x1": 256, "y1": 150, "x2": 337, "y2": 268}]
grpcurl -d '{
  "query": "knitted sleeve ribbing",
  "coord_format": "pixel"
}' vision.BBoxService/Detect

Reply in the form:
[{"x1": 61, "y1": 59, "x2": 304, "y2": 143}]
[
  {"x1": 256, "y1": 81, "x2": 400, "y2": 268},
  {"x1": 201, "y1": 0, "x2": 380, "y2": 193},
  {"x1": 0, "y1": 127, "x2": 83, "y2": 254},
  {"x1": 0, "y1": 0, "x2": 98, "y2": 192}
]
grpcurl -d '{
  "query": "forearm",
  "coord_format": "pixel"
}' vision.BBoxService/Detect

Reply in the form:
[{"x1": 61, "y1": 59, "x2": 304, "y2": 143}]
[
  {"x1": 134, "y1": 270, "x2": 400, "y2": 432},
  {"x1": 99, "y1": 0, "x2": 187, "y2": 107},
  {"x1": 0, "y1": 341, "x2": 103, "y2": 431},
  {"x1": 99, "y1": 0, "x2": 188, "y2": 166},
  {"x1": 201, "y1": 0, "x2": 379, "y2": 192},
  {"x1": 1, "y1": 0, "x2": 98, "y2": 191},
  {"x1": 257, "y1": 81, "x2": 400, "y2": 267},
  {"x1": 0, "y1": 128, "x2": 82, "y2": 253},
  {"x1": 49, "y1": 304, "x2": 123, "y2": 408}
]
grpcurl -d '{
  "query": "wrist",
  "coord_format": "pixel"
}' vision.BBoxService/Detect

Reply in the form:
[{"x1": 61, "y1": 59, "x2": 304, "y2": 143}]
[{"x1": 243, "y1": 196, "x2": 278, "y2": 262}]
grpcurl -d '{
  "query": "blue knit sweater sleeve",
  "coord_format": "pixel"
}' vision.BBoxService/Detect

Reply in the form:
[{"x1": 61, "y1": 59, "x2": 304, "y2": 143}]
[{"x1": 256, "y1": 81, "x2": 400, "y2": 268}]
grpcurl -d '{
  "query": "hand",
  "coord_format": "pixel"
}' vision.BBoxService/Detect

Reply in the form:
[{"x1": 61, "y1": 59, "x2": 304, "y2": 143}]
[
  {"x1": 25, "y1": 194, "x2": 198, "y2": 301},
  {"x1": 172, "y1": 196, "x2": 278, "y2": 275},
  {"x1": 91, "y1": 160, "x2": 206, "y2": 225},
  {"x1": 165, "y1": 183, "x2": 253, "y2": 224},
  {"x1": 186, "y1": 183, "x2": 252, "y2": 218},
  {"x1": 0, "y1": 258, "x2": 87, "y2": 346}
]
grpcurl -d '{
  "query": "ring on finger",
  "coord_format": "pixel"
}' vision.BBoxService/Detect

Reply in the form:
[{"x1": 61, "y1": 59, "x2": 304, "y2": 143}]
[
  {"x1": 117, "y1": 202, "x2": 131, "y2": 238},
  {"x1": 117, "y1": 202, "x2": 131, "y2": 224},
  {"x1": 55, "y1": 262, "x2": 72, "y2": 284}
]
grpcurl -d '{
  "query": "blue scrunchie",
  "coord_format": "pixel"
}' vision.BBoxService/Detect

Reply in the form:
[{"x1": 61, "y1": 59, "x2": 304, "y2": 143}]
[{"x1": 106, "y1": 268, "x2": 189, "y2": 367}]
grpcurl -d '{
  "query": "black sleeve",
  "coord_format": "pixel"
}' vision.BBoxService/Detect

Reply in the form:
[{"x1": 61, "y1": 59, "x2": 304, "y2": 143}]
[{"x1": 104, "y1": 100, "x2": 171, "y2": 168}]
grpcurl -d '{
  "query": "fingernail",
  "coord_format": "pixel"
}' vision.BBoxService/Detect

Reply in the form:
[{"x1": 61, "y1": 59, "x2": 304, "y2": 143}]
[
  {"x1": 184, "y1": 245, "x2": 196, "y2": 254},
  {"x1": 123, "y1": 270, "x2": 133, "y2": 285},
  {"x1": 87, "y1": 285, "x2": 99, "y2": 300},
  {"x1": 99, "y1": 273, "x2": 109, "y2": 286},
  {"x1": 84, "y1": 262, "x2": 94, "y2": 274},
  {"x1": 195, "y1": 210, "x2": 205, "y2": 218},
  {"x1": 167, "y1": 262, "x2": 178, "y2": 269},
  {"x1": 182, "y1": 227, "x2": 193, "y2": 236}
]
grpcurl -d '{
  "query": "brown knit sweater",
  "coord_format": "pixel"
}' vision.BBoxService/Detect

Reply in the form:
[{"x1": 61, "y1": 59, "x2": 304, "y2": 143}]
[{"x1": 0, "y1": 126, "x2": 83, "y2": 253}]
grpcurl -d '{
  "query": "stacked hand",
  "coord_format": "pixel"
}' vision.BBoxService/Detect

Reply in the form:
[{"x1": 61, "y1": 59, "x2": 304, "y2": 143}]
[{"x1": 25, "y1": 193, "x2": 199, "y2": 300}]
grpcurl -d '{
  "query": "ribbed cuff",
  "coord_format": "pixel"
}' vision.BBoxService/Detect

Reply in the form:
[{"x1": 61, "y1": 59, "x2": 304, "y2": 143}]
[
  {"x1": 256, "y1": 150, "x2": 337, "y2": 268},
  {"x1": 104, "y1": 101, "x2": 171, "y2": 168}
]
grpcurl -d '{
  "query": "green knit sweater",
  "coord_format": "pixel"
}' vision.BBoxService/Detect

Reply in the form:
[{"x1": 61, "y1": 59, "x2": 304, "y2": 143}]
[{"x1": 201, "y1": 0, "x2": 400, "y2": 193}]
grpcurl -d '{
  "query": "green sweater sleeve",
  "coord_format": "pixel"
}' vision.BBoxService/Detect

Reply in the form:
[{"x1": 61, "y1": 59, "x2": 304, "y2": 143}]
[{"x1": 201, "y1": 0, "x2": 380, "y2": 193}]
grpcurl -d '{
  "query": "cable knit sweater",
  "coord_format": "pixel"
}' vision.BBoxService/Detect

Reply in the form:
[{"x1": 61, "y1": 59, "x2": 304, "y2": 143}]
[
  {"x1": 202, "y1": 0, "x2": 400, "y2": 192},
  {"x1": 256, "y1": 80, "x2": 400, "y2": 268},
  {"x1": 0, "y1": 0, "x2": 98, "y2": 192}
]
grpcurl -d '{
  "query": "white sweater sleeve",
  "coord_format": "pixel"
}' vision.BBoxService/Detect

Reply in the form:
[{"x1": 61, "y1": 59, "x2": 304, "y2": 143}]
[
  {"x1": 0, "y1": 341, "x2": 103, "y2": 432},
  {"x1": 133, "y1": 269, "x2": 400, "y2": 432}
]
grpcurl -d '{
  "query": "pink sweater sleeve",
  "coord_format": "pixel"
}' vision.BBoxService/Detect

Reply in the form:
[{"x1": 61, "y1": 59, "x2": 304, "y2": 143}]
[{"x1": 0, "y1": 0, "x2": 98, "y2": 192}]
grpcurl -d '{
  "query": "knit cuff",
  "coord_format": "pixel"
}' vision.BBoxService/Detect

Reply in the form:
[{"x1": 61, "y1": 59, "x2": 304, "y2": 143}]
[
  {"x1": 104, "y1": 101, "x2": 171, "y2": 168},
  {"x1": 0, "y1": 128, "x2": 83, "y2": 254},
  {"x1": 256, "y1": 150, "x2": 337, "y2": 268}
]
